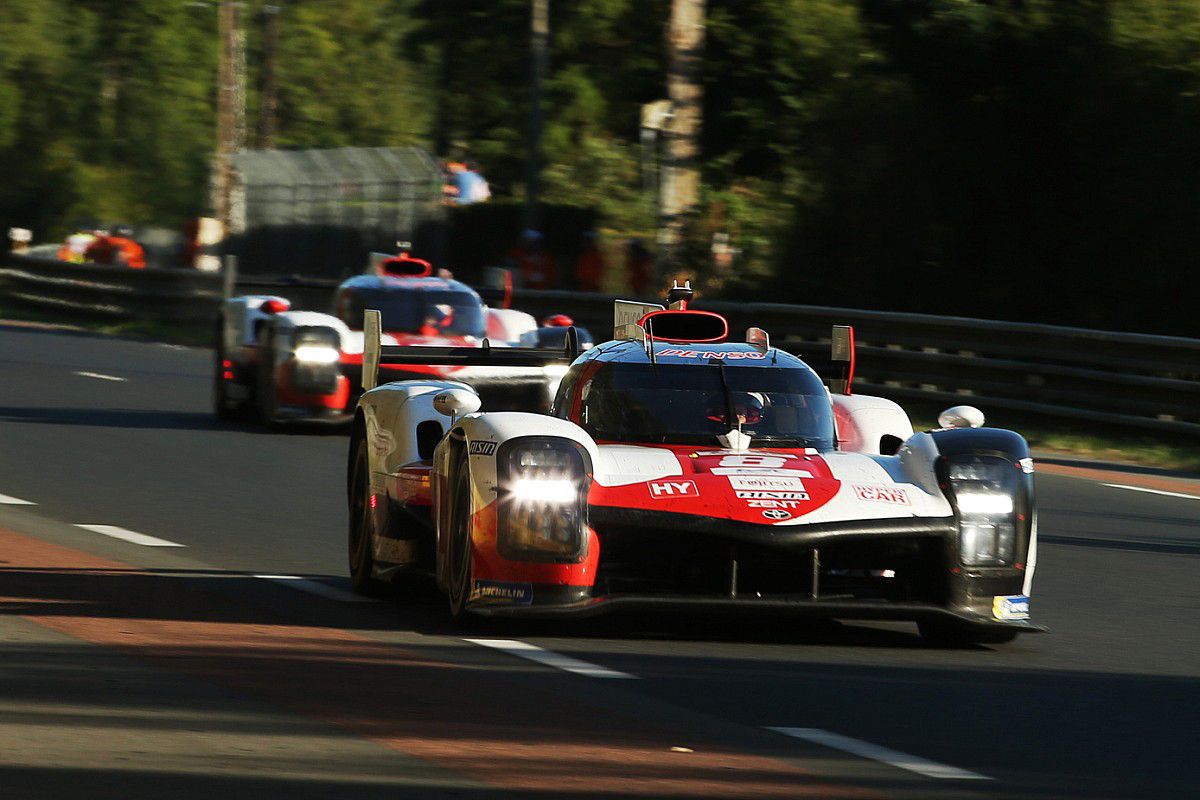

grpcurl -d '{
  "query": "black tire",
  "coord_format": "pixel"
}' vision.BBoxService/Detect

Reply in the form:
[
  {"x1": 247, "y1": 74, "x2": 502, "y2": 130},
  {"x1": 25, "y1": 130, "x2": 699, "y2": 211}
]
[
  {"x1": 919, "y1": 620, "x2": 1019, "y2": 647},
  {"x1": 348, "y1": 435, "x2": 387, "y2": 596},
  {"x1": 255, "y1": 326, "x2": 279, "y2": 426},
  {"x1": 212, "y1": 319, "x2": 239, "y2": 421},
  {"x1": 446, "y1": 456, "x2": 474, "y2": 617}
]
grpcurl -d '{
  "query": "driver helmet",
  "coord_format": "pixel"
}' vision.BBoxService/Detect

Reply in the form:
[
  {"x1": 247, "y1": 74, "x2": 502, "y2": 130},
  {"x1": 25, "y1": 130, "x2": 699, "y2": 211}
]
[
  {"x1": 421, "y1": 303, "x2": 455, "y2": 335},
  {"x1": 708, "y1": 391, "x2": 766, "y2": 426}
]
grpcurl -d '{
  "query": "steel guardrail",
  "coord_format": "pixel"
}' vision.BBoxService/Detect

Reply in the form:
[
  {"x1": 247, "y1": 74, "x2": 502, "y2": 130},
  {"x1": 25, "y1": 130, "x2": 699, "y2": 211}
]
[{"x1": 1, "y1": 252, "x2": 1196, "y2": 434}]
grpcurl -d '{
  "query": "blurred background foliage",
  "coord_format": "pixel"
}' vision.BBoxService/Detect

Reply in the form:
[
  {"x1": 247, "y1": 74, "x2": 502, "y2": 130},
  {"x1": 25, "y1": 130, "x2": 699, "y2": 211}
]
[{"x1": 3, "y1": 1, "x2": 1200, "y2": 332}]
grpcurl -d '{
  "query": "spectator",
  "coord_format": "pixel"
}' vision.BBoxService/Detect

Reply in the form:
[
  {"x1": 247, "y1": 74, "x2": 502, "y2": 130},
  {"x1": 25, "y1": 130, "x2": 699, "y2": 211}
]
[
  {"x1": 445, "y1": 160, "x2": 491, "y2": 205},
  {"x1": 109, "y1": 225, "x2": 146, "y2": 269},
  {"x1": 83, "y1": 230, "x2": 118, "y2": 265},
  {"x1": 507, "y1": 229, "x2": 557, "y2": 289},
  {"x1": 573, "y1": 230, "x2": 606, "y2": 292},
  {"x1": 85, "y1": 226, "x2": 146, "y2": 269},
  {"x1": 57, "y1": 230, "x2": 95, "y2": 263},
  {"x1": 626, "y1": 237, "x2": 653, "y2": 295}
]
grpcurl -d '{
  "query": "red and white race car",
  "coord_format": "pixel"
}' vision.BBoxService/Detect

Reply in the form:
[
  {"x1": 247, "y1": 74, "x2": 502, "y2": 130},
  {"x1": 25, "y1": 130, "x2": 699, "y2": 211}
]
[
  {"x1": 347, "y1": 283, "x2": 1042, "y2": 644},
  {"x1": 213, "y1": 252, "x2": 566, "y2": 424}
]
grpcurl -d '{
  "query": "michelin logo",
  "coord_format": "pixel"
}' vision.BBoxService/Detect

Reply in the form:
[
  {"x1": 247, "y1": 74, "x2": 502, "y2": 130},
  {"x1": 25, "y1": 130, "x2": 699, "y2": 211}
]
[
  {"x1": 471, "y1": 580, "x2": 533, "y2": 605},
  {"x1": 992, "y1": 594, "x2": 1030, "y2": 621}
]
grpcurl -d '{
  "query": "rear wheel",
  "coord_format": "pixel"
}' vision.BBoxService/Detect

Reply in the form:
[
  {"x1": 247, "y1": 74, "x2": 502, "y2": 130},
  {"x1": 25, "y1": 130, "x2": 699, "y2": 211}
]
[
  {"x1": 348, "y1": 435, "x2": 386, "y2": 596},
  {"x1": 446, "y1": 456, "x2": 474, "y2": 617},
  {"x1": 919, "y1": 620, "x2": 1019, "y2": 647}
]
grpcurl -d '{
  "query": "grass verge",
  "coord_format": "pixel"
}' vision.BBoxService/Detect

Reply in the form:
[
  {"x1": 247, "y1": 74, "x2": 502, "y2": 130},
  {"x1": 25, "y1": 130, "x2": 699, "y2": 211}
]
[{"x1": 904, "y1": 400, "x2": 1200, "y2": 474}]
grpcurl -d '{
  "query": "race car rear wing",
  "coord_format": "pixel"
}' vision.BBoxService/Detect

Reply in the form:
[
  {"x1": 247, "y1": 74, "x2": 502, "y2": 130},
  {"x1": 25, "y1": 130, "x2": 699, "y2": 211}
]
[
  {"x1": 802, "y1": 325, "x2": 856, "y2": 395},
  {"x1": 362, "y1": 309, "x2": 581, "y2": 390}
]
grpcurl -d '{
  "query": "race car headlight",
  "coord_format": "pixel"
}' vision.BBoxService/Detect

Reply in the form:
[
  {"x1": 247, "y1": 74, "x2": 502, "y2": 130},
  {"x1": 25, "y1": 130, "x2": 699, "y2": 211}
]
[
  {"x1": 294, "y1": 345, "x2": 340, "y2": 364},
  {"x1": 289, "y1": 327, "x2": 342, "y2": 393},
  {"x1": 946, "y1": 455, "x2": 1019, "y2": 568},
  {"x1": 497, "y1": 437, "x2": 591, "y2": 562},
  {"x1": 509, "y1": 478, "x2": 577, "y2": 504}
]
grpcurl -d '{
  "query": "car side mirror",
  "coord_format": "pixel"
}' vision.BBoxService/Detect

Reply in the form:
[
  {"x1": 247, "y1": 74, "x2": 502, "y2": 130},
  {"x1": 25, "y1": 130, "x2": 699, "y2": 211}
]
[
  {"x1": 433, "y1": 389, "x2": 481, "y2": 422},
  {"x1": 937, "y1": 405, "x2": 985, "y2": 429}
]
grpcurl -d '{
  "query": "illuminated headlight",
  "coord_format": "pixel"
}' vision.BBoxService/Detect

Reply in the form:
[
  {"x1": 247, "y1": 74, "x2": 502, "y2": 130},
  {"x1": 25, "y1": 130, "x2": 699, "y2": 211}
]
[
  {"x1": 289, "y1": 327, "x2": 342, "y2": 394},
  {"x1": 293, "y1": 345, "x2": 340, "y2": 364},
  {"x1": 498, "y1": 437, "x2": 591, "y2": 562},
  {"x1": 955, "y1": 491, "x2": 1014, "y2": 516},
  {"x1": 542, "y1": 364, "x2": 569, "y2": 379},
  {"x1": 947, "y1": 455, "x2": 1019, "y2": 567},
  {"x1": 510, "y1": 478, "x2": 577, "y2": 504}
]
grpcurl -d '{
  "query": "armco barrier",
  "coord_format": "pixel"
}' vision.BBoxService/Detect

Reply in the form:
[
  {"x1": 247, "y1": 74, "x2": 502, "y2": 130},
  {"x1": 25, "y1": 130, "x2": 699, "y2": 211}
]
[
  {"x1": 0, "y1": 249, "x2": 224, "y2": 321},
  {"x1": 2, "y1": 250, "x2": 1198, "y2": 435},
  {"x1": 504, "y1": 290, "x2": 1200, "y2": 436}
]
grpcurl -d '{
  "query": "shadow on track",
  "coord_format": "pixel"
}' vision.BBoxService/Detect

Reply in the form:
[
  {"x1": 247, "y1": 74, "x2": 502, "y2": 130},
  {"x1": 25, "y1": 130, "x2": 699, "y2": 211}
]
[{"x1": 0, "y1": 564, "x2": 978, "y2": 651}]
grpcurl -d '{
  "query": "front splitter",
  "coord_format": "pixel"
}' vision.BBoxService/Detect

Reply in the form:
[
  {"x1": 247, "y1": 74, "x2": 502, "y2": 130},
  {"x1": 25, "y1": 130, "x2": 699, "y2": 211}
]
[{"x1": 469, "y1": 594, "x2": 1047, "y2": 633}]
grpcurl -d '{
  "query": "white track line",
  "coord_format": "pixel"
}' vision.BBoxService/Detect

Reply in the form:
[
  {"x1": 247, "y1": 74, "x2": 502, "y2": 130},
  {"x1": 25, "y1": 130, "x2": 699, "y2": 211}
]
[
  {"x1": 465, "y1": 639, "x2": 636, "y2": 679},
  {"x1": 0, "y1": 493, "x2": 35, "y2": 505},
  {"x1": 74, "y1": 371, "x2": 126, "y2": 382},
  {"x1": 768, "y1": 727, "x2": 991, "y2": 781},
  {"x1": 253, "y1": 574, "x2": 377, "y2": 603},
  {"x1": 1103, "y1": 483, "x2": 1200, "y2": 501},
  {"x1": 75, "y1": 524, "x2": 184, "y2": 547}
]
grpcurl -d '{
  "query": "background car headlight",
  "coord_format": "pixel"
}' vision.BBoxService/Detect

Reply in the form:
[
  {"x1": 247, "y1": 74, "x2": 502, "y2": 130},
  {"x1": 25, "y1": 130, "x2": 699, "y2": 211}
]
[
  {"x1": 946, "y1": 455, "x2": 1019, "y2": 567},
  {"x1": 289, "y1": 327, "x2": 342, "y2": 393},
  {"x1": 497, "y1": 437, "x2": 591, "y2": 562},
  {"x1": 294, "y1": 345, "x2": 340, "y2": 364}
]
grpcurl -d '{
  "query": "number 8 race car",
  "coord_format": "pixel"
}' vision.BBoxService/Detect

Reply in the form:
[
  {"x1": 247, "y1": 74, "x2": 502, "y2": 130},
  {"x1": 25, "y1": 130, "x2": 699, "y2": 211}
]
[{"x1": 347, "y1": 282, "x2": 1044, "y2": 644}]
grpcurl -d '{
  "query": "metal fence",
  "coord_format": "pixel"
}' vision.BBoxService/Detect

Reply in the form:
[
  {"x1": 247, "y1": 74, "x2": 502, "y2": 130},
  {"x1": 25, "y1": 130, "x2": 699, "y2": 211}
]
[
  {"x1": 2, "y1": 250, "x2": 1198, "y2": 435},
  {"x1": 228, "y1": 146, "x2": 446, "y2": 280}
]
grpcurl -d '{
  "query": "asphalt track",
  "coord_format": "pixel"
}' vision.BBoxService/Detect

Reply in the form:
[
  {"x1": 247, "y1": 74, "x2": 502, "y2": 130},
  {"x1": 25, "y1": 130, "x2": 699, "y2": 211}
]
[{"x1": 0, "y1": 323, "x2": 1197, "y2": 799}]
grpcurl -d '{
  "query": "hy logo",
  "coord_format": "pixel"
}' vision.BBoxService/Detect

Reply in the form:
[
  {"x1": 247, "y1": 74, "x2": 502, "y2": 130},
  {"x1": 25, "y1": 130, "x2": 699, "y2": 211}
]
[{"x1": 648, "y1": 480, "x2": 698, "y2": 498}]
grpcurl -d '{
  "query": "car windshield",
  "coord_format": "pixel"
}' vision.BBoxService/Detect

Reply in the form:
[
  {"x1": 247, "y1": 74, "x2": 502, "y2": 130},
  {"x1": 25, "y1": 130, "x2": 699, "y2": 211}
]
[
  {"x1": 337, "y1": 288, "x2": 486, "y2": 338},
  {"x1": 578, "y1": 362, "x2": 835, "y2": 449}
]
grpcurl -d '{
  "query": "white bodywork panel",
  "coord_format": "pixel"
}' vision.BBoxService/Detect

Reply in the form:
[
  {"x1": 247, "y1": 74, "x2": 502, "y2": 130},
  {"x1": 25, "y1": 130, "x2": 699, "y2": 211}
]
[
  {"x1": 832, "y1": 393, "x2": 914, "y2": 455},
  {"x1": 486, "y1": 308, "x2": 539, "y2": 343}
]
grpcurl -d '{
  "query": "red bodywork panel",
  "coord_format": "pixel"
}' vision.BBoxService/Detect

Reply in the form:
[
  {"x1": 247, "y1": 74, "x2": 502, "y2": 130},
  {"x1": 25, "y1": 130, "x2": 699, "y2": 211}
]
[
  {"x1": 275, "y1": 363, "x2": 351, "y2": 411},
  {"x1": 464, "y1": 445, "x2": 848, "y2": 590},
  {"x1": 587, "y1": 446, "x2": 841, "y2": 526},
  {"x1": 340, "y1": 330, "x2": 472, "y2": 378}
]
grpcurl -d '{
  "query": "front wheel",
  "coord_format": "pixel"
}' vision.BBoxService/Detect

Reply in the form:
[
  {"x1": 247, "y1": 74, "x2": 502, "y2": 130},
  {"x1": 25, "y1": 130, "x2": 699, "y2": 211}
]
[
  {"x1": 446, "y1": 456, "x2": 474, "y2": 617},
  {"x1": 348, "y1": 435, "x2": 386, "y2": 596},
  {"x1": 255, "y1": 327, "x2": 279, "y2": 425}
]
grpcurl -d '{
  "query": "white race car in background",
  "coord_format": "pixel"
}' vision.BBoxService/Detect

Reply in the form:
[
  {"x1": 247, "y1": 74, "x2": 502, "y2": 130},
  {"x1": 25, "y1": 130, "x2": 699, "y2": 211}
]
[{"x1": 213, "y1": 251, "x2": 569, "y2": 424}]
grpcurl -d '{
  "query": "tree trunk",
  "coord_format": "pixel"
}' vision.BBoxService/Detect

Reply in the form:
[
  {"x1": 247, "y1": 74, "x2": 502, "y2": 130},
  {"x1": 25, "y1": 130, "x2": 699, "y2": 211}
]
[{"x1": 658, "y1": 0, "x2": 706, "y2": 283}]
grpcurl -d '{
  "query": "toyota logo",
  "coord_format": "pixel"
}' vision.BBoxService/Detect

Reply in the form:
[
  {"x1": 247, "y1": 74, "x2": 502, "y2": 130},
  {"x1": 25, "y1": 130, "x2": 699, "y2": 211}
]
[{"x1": 761, "y1": 508, "x2": 791, "y2": 520}]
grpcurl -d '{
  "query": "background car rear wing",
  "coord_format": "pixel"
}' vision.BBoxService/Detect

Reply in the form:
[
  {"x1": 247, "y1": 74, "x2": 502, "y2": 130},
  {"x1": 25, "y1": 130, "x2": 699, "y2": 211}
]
[
  {"x1": 804, "y1": 324, "x2": 856, "y2": 395},
  {"x1": 362, "y1": 309, "x2": 581, "y2": 390}
]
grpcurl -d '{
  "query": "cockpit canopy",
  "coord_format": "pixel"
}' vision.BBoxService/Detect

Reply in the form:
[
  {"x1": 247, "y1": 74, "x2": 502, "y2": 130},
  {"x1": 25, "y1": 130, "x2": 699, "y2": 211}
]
[{"x1": 555, "y1": 360, "x2": 836, "y2": 449}]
